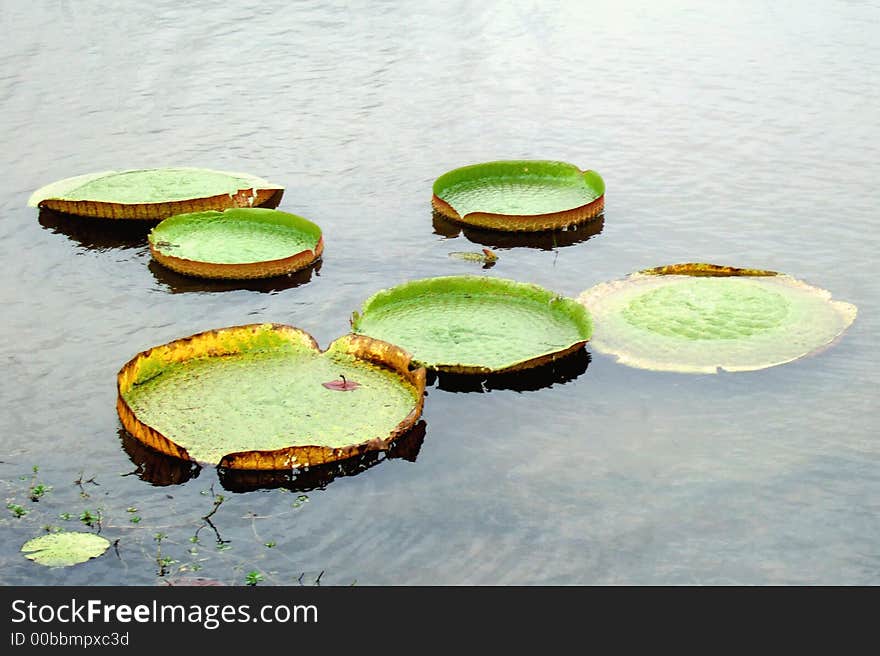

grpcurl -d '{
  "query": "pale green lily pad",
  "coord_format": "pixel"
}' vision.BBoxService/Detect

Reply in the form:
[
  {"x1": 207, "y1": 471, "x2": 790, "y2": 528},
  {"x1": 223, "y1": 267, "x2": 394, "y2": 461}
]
[
  {"x1": 28, "y1": 168, "x2": 283, "y2": 220},
  {"x1": 351, "y1": 276, "x2": 592, "y2": 374},
  {"x1": 21, "y1": 532, "x2": 110, "y2": 567},
  {"x1": 577, "y1": 263, "x2": 857, "y2": 373}
]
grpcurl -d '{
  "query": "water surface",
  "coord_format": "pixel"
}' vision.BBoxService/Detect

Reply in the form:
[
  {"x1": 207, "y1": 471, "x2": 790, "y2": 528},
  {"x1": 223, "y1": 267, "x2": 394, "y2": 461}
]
[{"x1": 1, "y1": 0, "x2": 878, "y2": 585}]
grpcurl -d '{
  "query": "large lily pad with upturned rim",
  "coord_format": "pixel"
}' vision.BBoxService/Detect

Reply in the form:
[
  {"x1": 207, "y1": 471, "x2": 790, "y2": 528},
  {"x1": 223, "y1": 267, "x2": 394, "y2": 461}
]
[
  {"x1": 148, "y1": 208, "x2": 323, "y2": 280},
  {"x1": 432, "y1": 160, "x2": 605, "y2": 232},
  {"x1": 117, "y1": 323, "x2": 425, "y2": 470},
  {"x1": 351, "y1": 275, "x2": 592, "y2": 374},
  {"x1": 28, "y1": 167, "x2": 283, "y2": 220},
  {"x1": 577, "y1": 263, "x2": 857, "y2": 373},
  {"x1": 21, "y1": 532, "x2": 110, "y2": 567}
]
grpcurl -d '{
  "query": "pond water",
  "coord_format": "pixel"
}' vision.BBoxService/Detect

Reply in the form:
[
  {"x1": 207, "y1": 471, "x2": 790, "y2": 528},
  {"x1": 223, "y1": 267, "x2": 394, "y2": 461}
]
[{"x1": 1, "y1": 0, "x2": 878, "y2": 585}]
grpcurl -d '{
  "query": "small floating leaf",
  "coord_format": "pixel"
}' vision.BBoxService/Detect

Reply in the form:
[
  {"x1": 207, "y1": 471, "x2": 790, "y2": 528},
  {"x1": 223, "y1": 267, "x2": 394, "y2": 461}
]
[
  {"x1": 21, "y1": 532, "x2": 110, "y2": 567},
  {"x1": 28, "y1": 167, "x2": 283, "y2": 220},
  {"x1": 578, "y1": 263, "x2": 857, "y2": 373},
  {"x1": 432, "y1": 160, "x2": 604, "y2": 232},
  {"x1": 322, "y1": 375, "x2": 361, "y2": 391},
  {"x1": 448, "y1": 248, "x2": 499, "y2": 263},
  {"x1": 351, "y1": 275, "x2": 592, "y2": 374}
]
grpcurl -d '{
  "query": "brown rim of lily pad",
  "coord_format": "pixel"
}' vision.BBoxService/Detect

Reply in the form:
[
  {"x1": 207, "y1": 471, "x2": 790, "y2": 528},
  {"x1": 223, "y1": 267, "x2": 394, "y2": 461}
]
[
  {"x1": 116, "y1": 323, "x2": 426, "y2": 471},
  {"x1": 431, "y1": 160, "x2": 605, "y2": 232},
  {"x1": 149, "y1": 238, "x2": 323, "y2": 280},
  {"x1": 148, "y1": 208, "x2": 324, "y2": 280},
  {"x1": 28, "y1": 168, "x2": 284, "y2": 220}
]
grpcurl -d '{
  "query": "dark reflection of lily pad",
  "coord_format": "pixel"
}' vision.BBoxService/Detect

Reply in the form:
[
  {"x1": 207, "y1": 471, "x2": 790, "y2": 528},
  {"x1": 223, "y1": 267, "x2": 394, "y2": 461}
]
[
  {"x1": 148, "y1": 258, "x2": 322, "y2": 294},
  {"x1": 218, "y1": 420, "x2": 427, "y2": 493},
  {"x1": 429, "y1": 348, "x2": 590, "y2": 394},
  {"x1": 119, "y1": 428, "x2": 201, "y2": 487},
  {"x1": 433, "y1": 211, "x2": 604, "y2": 251},
  {"x1": 39, "y1": 208, "x2": 154, "y2": 251}
]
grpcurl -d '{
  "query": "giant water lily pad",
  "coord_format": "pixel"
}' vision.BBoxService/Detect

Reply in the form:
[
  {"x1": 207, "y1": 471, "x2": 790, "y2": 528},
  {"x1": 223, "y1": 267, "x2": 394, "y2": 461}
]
[
  {"x1": 117, "y1": 324, "x2": 425, "y2": 470},
  {"x1": 21, "y1": 532, "x2": 110, "y2": 567},
  {"x1": 351, "y1": 275, "x2": 592, "y2": 374},
  {"x1": 148, "y1": 208, "x2": 323, "y2": 279},
  {"x1": 577, "y1": 263, "x2": 858, "y2": 373},
  {"x1": 432, "y1": 160, "x2": 605, "y2": 232},
  {"x1": 28, "y1": 167, "x2": 283, "y2": 220}
]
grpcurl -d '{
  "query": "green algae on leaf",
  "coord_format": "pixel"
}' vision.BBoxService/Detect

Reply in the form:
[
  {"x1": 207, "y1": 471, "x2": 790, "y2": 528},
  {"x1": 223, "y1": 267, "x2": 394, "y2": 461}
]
[
  {"x1": 351, "y1": 275, "x2": 592, "y2": 374},
  {"x1": 117, "y1": 324, "x2": 425, "y2": 470},
  {"x1": 28, "y1": 167, "x2": 283, "y2": 220},
  {"x1": 148, "y1": 208, "x2": 323, "y2": 280},
  {"x1": 432, "y1": 160, "x2": 604, "y2": 232},
  {"x1": 21, "y1": 532, "x2": 110, "y2": 567},
  {"x1": 577, "y1": 263, "x2": 857, "y2": 373}
]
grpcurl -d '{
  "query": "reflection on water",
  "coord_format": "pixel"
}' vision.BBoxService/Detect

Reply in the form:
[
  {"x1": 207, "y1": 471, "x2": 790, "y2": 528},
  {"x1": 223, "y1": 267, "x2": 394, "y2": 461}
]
[
  {"x1": 39, "y1": 208, "x2": 154, "y2": 251},
  {"x1": 219, "y1": 421, "x2": 427, "y2": 492},
  {"x1": 120, "y1": 421, "x2": 426, "y2": 493},
  {"x1": 432, "y1": 211, "x2": 604, "y2": 251},
  {"x1": 37, "y1": 189, "x2": 283, "y2": 252},
  {"x1": 429, "y1": 348, "x2": 590, "y2": 394},
  {"x1": 119, "y1": 429, "x2": 201, "y2": 486},
  {"x1": 148, "y1": 258, "x2": 322, "y2": 294}
]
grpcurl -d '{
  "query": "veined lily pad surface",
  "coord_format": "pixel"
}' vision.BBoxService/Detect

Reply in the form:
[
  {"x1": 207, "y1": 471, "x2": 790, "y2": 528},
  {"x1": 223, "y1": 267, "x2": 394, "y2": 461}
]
[
  {"x1": 578, "y1": 263, "x2": 858, "y2": 373},
  {"x1": 148, "y1": 208, "x2": 323, "y2": 280},
  {"x1": 432, "y1": 160, "x2": 605, "y2": 232},
  {"x1": 28, "y1": 167, "x2": 283, "y2": 220},
  {"x1": 117, "y1": 324, "x2": 426, "y2": 470},
  {"x1": 21, "y1": 532, "x2": 110, "y2": 567},
  {"x1": 351, "y1": 275, "x2": 592, "y2": 374}
]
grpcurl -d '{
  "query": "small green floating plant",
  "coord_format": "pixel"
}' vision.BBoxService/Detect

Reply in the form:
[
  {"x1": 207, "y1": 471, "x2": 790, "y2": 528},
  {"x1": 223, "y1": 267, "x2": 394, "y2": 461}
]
[
  {"x1": 577, "y1": 263, "x2": 857, "y2": 373},
  {"x1": 20, "y1": 532, "x2": 111, "y2": 568}
]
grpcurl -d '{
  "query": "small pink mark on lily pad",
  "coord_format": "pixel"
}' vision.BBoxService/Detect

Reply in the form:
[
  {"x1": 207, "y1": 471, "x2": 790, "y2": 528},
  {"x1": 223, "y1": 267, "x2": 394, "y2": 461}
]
[{"x1": 322, "y1": 375, "x2": 361, "y2": 391}]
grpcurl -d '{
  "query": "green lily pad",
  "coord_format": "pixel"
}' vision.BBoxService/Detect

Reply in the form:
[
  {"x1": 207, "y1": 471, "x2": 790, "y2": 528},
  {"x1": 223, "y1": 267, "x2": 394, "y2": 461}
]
[
  {"x1": 28, "y1": 167, "x2": 283, "y2": 220},
  {"x1": 148, "y1": 208, "x2": 323, "y2": 279},
  {"x1": 21, "y1": 532, "x2": 110, "y2": 567},
  {"x1": 351, "y1": 275, "x2": 592, "y2": 374},
  {"x1": 432, "y1": 160, "x2": 605, "y2": 232},
  {"x1": 117, "y1": 323, "x2": 426, "y2": 470},
  {"x1": 577, "y1": 263, "x2": 858, "y2": 373}
]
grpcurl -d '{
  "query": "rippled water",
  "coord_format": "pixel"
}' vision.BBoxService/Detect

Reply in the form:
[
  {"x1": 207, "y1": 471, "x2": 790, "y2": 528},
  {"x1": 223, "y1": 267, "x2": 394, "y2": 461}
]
[{"x1": 1, "y1": 0, "x2": 878, "y2": 585}]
